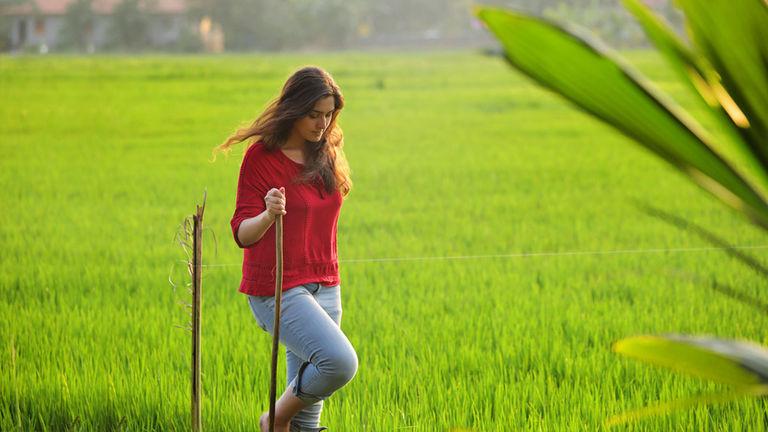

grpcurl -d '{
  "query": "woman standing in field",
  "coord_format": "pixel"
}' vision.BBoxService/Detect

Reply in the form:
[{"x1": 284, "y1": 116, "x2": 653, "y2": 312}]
[{"x1": 214, "y1": 66, "x2": 357, "y2": 432}]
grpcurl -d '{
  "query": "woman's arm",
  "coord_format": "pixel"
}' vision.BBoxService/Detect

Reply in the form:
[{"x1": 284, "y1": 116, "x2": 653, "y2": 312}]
[
  {"x1": 236, "y1": 210, "x2": 276, "y2": 247},
  {"x1": 235, "y1": 186, "x2": 286, "y2": 248}
]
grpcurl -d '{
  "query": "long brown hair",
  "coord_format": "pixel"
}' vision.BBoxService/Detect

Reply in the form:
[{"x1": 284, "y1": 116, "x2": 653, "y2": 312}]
[{"x1": 213, "y1": 66, "x2": 352, "y2": 197}]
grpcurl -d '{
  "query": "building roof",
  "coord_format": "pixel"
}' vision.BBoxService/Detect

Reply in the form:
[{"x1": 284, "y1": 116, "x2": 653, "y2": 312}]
[{"x1": 0, "y1": 0, "x2": 187, "y2": 16}]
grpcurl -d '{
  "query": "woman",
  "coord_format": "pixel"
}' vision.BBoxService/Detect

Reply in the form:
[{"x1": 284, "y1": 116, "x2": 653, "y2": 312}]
[{"x1": 214, "y1": 66, "x2": 358, "y2": 432}]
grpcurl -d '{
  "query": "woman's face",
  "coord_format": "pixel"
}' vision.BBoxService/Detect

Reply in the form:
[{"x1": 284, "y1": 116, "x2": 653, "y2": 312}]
[{"x1": 293, "y1": 95, "x2": 336, "y2": 143}]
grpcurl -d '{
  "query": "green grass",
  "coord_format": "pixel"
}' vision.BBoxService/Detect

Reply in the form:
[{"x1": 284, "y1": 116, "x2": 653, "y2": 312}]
[{"x1": 1, "y1": 50, "x2": 766, "y2": 431}]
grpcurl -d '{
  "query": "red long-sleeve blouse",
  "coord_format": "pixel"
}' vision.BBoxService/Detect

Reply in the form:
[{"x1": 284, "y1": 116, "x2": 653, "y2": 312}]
[{"x1": 230, "y1": 141, "x2": 343, "y2": 296}]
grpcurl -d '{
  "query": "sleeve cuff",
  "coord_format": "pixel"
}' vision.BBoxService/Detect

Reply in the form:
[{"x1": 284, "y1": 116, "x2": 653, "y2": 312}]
[{"x1": 231, "y1": 218, "x2": 248, "y2": 249}]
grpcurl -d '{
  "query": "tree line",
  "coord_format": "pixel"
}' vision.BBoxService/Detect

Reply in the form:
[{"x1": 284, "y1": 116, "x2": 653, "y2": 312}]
[{"x1": 0, "y1": 0, "x2": 684, "y2": 52}]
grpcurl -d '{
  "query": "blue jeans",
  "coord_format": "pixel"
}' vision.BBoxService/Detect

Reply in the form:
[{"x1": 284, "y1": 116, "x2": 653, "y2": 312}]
[{"x1": 247, "y1": 283, "x2": 358, "y2": 429}]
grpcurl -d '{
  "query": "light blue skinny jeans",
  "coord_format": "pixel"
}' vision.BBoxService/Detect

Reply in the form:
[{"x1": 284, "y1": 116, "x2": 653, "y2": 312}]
[{"x1": 247, "y1": 282, "x2": 358, "y2": 430}]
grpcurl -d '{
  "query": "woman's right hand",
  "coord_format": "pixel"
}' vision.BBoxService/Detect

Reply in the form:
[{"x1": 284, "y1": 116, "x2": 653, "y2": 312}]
[{"x1": 264, "y1": 187, "x2": 287, "y2": 219}]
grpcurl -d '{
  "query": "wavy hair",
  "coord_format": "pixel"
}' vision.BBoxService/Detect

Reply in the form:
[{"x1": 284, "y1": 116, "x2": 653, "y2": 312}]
[{"x1": 213, "y1": 66, "x2": 352, "y2": 197}]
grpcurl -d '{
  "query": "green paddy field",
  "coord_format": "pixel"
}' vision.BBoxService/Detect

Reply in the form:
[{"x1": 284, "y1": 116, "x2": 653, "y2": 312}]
[{"x1": 1, "y1": 50, "x2": 766, "y2": 431}]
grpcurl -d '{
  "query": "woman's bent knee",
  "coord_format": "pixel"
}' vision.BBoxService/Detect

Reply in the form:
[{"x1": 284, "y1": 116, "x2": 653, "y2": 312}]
[
  {"x1": 337, "y1": 348, "x2": 358, "y2": 384},
  {"x1": 318, "y1": 347, "x2": 358, "y2": 387}
]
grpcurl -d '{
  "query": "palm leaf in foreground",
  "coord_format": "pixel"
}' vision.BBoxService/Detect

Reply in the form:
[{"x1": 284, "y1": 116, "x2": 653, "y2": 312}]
[
  {"x1": 473, "y1": 6, "x2": 768, "y2": 229},
  {"x1": 474, "y1": 2, "x2": 768, "y2": 425},
  {"x1": 621, "y1": 0, "x2": 768, "y2": 197},
  {"x1": 607, "y1": 335, "x2": 768, "y2": 426}
]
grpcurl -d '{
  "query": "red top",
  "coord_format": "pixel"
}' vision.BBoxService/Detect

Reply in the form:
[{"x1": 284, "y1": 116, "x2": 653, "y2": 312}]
[{"x1": 230, "y1": 142, "x2": 343, "y2": 296}]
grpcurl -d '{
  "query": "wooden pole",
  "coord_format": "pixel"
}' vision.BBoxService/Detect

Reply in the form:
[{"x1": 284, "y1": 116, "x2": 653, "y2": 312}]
[
  {"x1": 269, "y1": 214, "x2": 284, "y2": 432},
  {"x1": 191, "y1": 199, "x2": 205, "y2": 432}
]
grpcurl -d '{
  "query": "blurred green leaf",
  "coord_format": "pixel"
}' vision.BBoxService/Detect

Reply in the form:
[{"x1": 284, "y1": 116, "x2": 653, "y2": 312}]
[
  {"x1": 677, "y1": 0, "x2": 768, "y2": 158},
  {"x1": 474, "y1": 6, "x2": 768, "y2": 229},
  {"x1": 613, "y1": 335, "x2": 768, "y2": 386},
  {"x1": 621, "y1": 0, "x2": 768, "y2": 197},
  {"x1": 607, "y1": 335, "x2": 768, "y2": 426},
  {"x1": 605, "y1": 384, "x2": 768, "y2": 427},
  {"x1": 620, "y1": 0, "x2": 711, "y2": 104}
]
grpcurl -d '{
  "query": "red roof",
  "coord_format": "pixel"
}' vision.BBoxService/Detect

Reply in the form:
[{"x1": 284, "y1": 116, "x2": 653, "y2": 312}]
[{"x1": 0, "y1": 0, "x2": 187, "y2": 16}]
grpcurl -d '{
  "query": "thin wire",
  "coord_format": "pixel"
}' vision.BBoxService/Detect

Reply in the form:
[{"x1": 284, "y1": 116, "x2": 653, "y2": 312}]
[{"x1": 192, "y1": 244, "x2": 768, "y2": 268}]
